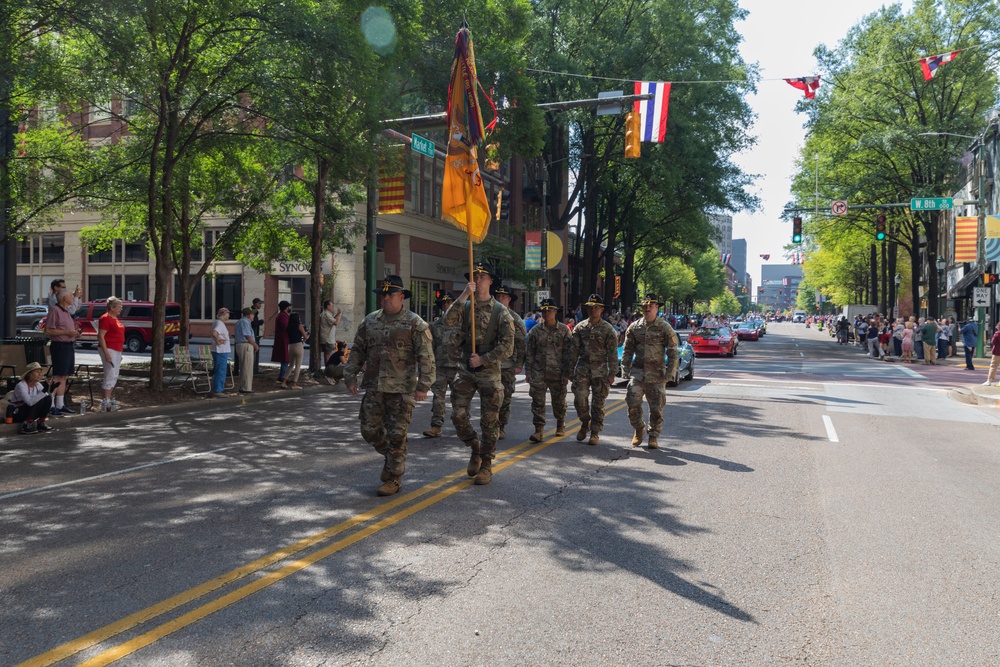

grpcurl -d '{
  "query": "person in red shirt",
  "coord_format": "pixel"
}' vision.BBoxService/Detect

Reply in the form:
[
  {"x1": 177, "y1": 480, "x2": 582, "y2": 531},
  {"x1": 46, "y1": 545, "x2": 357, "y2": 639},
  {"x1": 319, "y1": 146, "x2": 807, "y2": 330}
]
[{"x1": 98, "y1": 296, "x2": 126, "y2": 411}]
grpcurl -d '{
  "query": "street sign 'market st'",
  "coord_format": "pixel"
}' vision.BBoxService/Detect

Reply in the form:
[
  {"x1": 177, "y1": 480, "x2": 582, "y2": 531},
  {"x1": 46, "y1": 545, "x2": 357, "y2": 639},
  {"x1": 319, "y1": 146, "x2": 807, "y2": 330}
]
[{"x1": 411, "y1": 134, "x2": 435, "y2": 158}]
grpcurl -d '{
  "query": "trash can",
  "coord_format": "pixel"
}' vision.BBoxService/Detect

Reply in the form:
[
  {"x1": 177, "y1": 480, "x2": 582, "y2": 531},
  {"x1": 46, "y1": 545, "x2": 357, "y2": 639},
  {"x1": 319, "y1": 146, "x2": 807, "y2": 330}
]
[{"x1": 0, "y1": 336, "x2": 51, "y2": 372}]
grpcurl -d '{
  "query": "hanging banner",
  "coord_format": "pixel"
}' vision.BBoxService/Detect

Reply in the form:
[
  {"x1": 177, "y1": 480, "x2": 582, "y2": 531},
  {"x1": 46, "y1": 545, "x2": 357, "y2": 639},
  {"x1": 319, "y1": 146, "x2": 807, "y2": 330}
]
[
  {"x1": 955, "y1": 216, "x2": 978, "y2": 263},
  {"x1": 525, "y1": 231, "x2": 542, "y2": 270}
]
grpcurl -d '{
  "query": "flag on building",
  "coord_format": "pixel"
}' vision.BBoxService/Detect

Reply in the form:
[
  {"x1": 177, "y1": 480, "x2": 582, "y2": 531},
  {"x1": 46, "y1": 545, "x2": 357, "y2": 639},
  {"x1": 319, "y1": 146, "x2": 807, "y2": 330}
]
[
  {"x1": 441, "y1": 27, "x2": 492, "y2": 243},
  {"x1": 720, "y1": 253, "x2": 731, "y2": 265},
  {"x1": 920, "y1": 51, "x2": 960, "y2": 81},
  {"x1": 954, "y1": 216, "x2": 978, "y2": 262},
  {"x1": 785, "y1": 76, "x2": 820, "y2": 99},
  {"x1": 759, "y1": 254, "x2": 770, "y2": 260},
  {"x1": 633, "y1": 81, "x2": 671, "y2": 142}
]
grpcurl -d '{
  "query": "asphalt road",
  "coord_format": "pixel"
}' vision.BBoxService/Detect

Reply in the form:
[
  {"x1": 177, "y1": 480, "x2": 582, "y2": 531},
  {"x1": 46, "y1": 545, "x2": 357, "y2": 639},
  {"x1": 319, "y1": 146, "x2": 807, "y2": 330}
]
[{"x1": 2, "y1": 322, "x2": 999, "y2": 666}]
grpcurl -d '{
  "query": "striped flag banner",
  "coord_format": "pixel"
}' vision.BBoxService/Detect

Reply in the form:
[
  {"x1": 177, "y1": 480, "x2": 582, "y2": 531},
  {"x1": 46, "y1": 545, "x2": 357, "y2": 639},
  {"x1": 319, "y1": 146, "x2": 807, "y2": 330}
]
[
  {"x1": 920, "y1": 51, "x2": 960, "y2": 81},
  {"x1": 525, "y1": 231, "x2": 542, "y2": 270},
  {"x1": 378, "y1": 175, "x2": 405, "y2": 214},
  {"x1": 954, "y1": 216, "x2": 978, "y2": 263},
  {"x1": 633, "y1": 81, "x2": 671, "y2": 142}
]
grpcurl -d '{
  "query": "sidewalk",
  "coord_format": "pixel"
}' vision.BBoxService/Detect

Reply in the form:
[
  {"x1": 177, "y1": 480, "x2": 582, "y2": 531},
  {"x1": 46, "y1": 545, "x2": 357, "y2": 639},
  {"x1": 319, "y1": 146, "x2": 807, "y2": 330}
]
[{"x1": 806, "y1": 323, "x2": 977, "y2": 368}]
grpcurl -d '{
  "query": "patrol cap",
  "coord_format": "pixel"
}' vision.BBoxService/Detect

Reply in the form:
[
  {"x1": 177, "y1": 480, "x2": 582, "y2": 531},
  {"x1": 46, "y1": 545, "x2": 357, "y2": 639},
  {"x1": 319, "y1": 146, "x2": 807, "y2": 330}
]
[
  {"x1": 584, "y1": 293, "x2": 605, "y2": 307},
  {"x1": 493, "y1": 284, "x2": 518, "y2": 303},
  {"x1": 375, "y1": 274, "x2": 412, "y2": 299},
  {"x1": 640, "y1": 293, "x2": 663, "y2": 306},
  {"x1": 464, "y1": 261, "x2": 498, "y2": 281},
  {"x1": 539, "y1": 298, "x2": 559, "y2": 311}
]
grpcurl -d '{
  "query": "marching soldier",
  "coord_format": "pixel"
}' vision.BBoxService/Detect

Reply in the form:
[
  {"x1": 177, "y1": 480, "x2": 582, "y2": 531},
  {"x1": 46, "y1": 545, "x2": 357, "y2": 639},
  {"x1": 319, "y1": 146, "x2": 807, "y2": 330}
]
[
  {"x1": 493, "y1": 283, "x2": 526, "y2": 440},
  {"x1": 620, "y1": 293, "x2": 678, "y2": 449},
  {"x1": 525, "y1": 298, "x2": 572, "y2": 442},
  {"x1": 569, "y1": 294, "x2": 619, "y2": 445},
  {"x1": 443, "y1": 262, "x2": 515, "y2": 485},
  {"x1": 344, "y1": 275, "x2": 435, "y2": 496},
  {"x1": 423, "y1": 291, "x2": 461, "y2": 438}
]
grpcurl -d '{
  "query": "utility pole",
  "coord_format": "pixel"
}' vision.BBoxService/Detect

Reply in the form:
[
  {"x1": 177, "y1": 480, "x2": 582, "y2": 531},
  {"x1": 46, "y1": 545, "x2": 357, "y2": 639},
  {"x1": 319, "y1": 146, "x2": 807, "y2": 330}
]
[{"x1": 0, "y1": 38, "x2": 16, "y2": 338}]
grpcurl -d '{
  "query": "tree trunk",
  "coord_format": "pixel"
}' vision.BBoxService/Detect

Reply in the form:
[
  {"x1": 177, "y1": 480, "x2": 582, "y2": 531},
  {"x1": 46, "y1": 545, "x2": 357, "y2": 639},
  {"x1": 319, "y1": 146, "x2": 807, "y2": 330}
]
[
  {"x1": 602, "y1": 190, "x2": 617, "y2": 307},
  {"x1": 308, "y1": 157, "x2": 329, "y2": 373},
  {"x1": 623, "y1": 223, "x2": 636, "y2": 312},
  {"x1": 580, "y1": 127, "x2": 597, "y2": 296}
]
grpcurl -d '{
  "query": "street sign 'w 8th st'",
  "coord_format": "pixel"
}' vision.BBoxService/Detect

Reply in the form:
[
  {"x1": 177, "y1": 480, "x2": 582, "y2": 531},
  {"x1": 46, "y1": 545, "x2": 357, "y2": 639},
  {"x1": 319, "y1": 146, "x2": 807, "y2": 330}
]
[{"x1": 911, "y1": 197, "x2": 953, "y2": 211}]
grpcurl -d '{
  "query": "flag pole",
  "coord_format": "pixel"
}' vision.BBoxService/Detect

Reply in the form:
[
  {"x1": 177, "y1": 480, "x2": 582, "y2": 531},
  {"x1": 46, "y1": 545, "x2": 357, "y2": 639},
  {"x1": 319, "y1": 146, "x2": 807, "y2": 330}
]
[{"x1": 468, "y1": 235, "x2": 476, "y2": 355}]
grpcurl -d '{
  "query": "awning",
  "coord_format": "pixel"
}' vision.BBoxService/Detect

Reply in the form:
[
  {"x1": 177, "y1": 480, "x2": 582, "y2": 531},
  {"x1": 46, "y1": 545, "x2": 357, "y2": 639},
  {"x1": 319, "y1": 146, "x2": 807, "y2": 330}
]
[{"x1": 948, "y1": 270, "x2": 980, "y2": 298}]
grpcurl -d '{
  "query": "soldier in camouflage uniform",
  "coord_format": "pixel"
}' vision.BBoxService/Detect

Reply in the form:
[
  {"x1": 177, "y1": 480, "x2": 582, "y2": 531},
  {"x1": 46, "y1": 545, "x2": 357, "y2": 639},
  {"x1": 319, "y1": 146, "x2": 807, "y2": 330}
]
[
  {"x1": 569, "y1": 294, "x2": 619, "y2": 445},
  {"x1": 493, "y1": 283, "x2": 526, "y2": 440},
  {"x1": 525, "y1": 298, "x2": 572, "y2": 442},
  {"x1": 620, "y1": 293, "x2": 678, "y2": 449},
  {"x1": 423, "y1": 291, "x2": 461, "y2": 438},
  {"x1": 443, "y1": 262, "x2": 515, "y2": 485},
  {"x1": 344, "y1": 275, "x2": 435, "y2": 496}
]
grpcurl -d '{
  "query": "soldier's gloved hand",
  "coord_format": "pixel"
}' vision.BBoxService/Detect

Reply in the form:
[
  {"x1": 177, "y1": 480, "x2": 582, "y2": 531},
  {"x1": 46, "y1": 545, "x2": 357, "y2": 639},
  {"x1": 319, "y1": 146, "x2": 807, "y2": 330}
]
[{"x1": 414, "y1": 390, "x2": 428, "y2": 402}]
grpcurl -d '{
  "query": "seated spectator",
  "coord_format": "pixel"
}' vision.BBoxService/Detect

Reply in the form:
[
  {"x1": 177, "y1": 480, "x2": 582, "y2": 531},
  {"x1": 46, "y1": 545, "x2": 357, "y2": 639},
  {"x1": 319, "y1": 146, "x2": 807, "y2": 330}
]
[
  {"x1": 324, "y1": 341, "x2": 348, "y2": 383},
  {"x1": 9, "y1": 363, "x2": 55, "y2": 434}
]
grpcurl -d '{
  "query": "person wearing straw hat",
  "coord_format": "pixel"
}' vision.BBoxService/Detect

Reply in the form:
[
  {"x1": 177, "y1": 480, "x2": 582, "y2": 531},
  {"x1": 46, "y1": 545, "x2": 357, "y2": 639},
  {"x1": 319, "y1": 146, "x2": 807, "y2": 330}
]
[
  {"x1": 493, "y1": 283, "x2": 526, "y2": 440},
  {"x1": 525, "y1": 298, "x2": 573, "y2": 442},
  {"x1": 569, "y1": 293, "x2": 619, "y2": 445},
  {"x1": 621, "y1": 293, "x2": 679, "y2": 449},
  {"x1": 443, "y1": 261, "x2": 515, "y2": 485},
  {"x1": 9, "y1": 362, "x2": 55, "y2": 434},
  {"x1": 344, "y1": 275, "x2": 435, "y2": 496},
  {"x1": 423, "y1": 291, "x2": 461, "y2": 438}
]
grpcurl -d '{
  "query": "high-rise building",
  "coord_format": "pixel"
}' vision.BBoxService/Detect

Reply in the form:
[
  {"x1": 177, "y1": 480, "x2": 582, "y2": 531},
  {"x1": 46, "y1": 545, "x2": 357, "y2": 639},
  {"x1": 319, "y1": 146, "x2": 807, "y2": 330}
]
[
  {"x1": 707, "y1": 213, "x2": 733, "y2": 257},
  {"x1": 732, "y1": 238, "x2": 747, "y2": 285},
  {"x1": 758, "y1": 264, "x2": 804, "y2": 312}
]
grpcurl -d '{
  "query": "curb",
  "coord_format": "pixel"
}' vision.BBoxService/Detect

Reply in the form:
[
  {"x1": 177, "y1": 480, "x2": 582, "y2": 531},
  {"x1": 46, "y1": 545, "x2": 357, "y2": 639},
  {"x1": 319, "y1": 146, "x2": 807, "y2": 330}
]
[{"x1": 1, "y1": 381, "x2": 344, "y2": 436}]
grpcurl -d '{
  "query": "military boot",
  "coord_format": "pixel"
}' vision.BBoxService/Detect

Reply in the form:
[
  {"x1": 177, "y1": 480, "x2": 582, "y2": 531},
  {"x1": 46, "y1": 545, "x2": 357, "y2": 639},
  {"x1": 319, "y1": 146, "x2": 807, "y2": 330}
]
[
  {"x1": 474, "y1": 458, "x2": 493, "y2": 485},
  {"x1": 422, "y1": 425, "x2": 442, "y2": 438},
  {"x1": 529, "y1": 426, "x2": 545, "y2": 442},
  {"x1": 631, "y1": 426, "x2": 645, "y2": 447},
  {"x1": 576, "y1": 420, "x2": 590, "y2": 441},
  {"x1": 555, "y1": 420, "x2": 566, "y2": 437},
  {"x1": 467, "y1": 443, "x2": 482, "y2": 477},
  {"x1": 588, "y1": 432, "x2": 600, "y2": 446},
  {"x1": 376, "y1": 476, "x2": 401, "y2": 496},
  {"x1": 647, "y1": 434, "x2": 659, "y2": 449}
]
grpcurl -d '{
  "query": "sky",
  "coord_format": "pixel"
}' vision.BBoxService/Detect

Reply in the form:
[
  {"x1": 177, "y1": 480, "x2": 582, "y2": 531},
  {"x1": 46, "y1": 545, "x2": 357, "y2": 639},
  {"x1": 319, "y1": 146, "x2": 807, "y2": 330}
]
[{"x1": 732, "y1": 0, "x2": 913, "y2": 289}]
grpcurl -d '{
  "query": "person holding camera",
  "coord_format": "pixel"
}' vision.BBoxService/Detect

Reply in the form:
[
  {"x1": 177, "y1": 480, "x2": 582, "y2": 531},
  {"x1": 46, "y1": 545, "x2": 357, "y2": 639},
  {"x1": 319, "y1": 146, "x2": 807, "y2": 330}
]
[{"x1": 9, "y1": 363, "x2": 56, "y2": 434}]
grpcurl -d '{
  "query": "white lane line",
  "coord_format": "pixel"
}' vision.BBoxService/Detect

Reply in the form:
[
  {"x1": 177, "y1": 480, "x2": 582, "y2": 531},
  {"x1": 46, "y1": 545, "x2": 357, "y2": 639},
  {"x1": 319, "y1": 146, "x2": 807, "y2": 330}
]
[
  {"x1": 799, "y1": 351, "x2": 805, "y2": 357},
  {"x1": 0, "y1": 447, "x2": 232, "y2": 501},
  {"x1": 899, "y1": 366, "x2": 924, "y2": 378},
  {"x1": 822, "y1": 415, "x2": 839, "y2": 443}
]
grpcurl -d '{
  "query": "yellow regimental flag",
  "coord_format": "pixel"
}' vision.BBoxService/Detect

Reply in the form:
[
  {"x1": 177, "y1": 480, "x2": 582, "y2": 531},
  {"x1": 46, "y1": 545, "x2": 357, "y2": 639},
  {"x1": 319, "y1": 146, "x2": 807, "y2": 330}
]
[{"x1": 441, "y1": 27, "x2": 492, "y2": 243}]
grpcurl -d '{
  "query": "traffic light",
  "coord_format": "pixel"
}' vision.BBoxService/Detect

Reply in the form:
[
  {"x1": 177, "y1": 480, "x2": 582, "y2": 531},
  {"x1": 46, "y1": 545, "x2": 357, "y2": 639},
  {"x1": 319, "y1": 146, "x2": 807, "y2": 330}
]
[
  {"x1": 984, "y1": 273, "x2": 998, "y2": 286},
  {"x1": 875, "y1": 214, "x2": 887, "y2": 241},
  {"x1": 792, "y1": 217, "x2": 802, "y2": 243},
  {"x1": 496, "y1": 189, "x2": 510, "y2": 222},
  {"x1": 624, "y1": 112, "x2": 641, "y2": 159}
]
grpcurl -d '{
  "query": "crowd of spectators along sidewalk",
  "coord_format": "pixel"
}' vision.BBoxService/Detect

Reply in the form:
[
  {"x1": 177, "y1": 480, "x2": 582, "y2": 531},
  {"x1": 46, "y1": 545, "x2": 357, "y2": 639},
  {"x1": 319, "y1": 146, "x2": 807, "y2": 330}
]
[{"x1": 818, "y1": 312, "x2": 979, "y2": 370}]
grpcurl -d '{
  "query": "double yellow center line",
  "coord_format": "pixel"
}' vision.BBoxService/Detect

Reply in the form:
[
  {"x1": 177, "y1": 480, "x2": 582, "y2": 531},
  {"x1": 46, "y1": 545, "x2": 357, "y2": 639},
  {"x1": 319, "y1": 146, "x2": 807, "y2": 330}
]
[{"x1": 18, "y1": 400, "x2": 626, "y2": 667}]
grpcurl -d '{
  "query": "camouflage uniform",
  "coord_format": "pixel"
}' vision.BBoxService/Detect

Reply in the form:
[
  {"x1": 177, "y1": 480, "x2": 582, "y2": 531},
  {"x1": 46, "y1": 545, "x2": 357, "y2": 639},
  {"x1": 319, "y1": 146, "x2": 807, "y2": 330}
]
[
  {"x1": 344, "y1": 309, "x2": 435, "y2": 479},
  {"x1": 443, "y1": 298, "x2": 515, "y2": 463},
  {"x1": 621, "y1": 317, "x2": 678, "y2": 440},
  {"x1": 428, "y1": 315, "x2": 463, "y2": 428},
  {"x1": 525, "y1": 321, "x2": 573, "y2": 430},
  {"x1": 499, "y1": 309, "x2": 527, "y2": 433},
  {"x1": 569, "y1": 317, "x2": 619, "y2": 435}
]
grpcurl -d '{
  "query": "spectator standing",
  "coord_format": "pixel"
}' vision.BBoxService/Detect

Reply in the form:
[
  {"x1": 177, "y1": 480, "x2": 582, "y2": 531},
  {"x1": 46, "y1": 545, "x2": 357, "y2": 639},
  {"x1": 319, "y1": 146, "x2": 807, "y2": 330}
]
[
  {"x1": 97, "y1": 296, "x2": 125, "y2": 412},
  {"x1": 272, "y1": 301, "x2": 291, "y2": 386},
  {"x1": 983, "y1": 326, "x2": 1000, "y2": 385},
  {"x1": 949, "y1": 317, "x2": 959, "y2": 357},
  {"x1": 524, "y1": 312, "x2": 538, "y2": 333},
  {"x1": 285, "y1": 307, "x2": 307, "y2": 389},
  {"x1": 318, "y1": 300, "x2": 343, "y2": 368},
  {"x1": 901, "y1": 321, "x2": 915, "y2": 363},
  {"x1": 936, "y1": 320, "x2": 950, "y2": 360},
  {"x1": 867, "y1": 319, "x2": 881, "y2": 359},
  {"x1": 920, "y1": 317, "x2": 939, "y2": 365},
  {"x1": 44, "y1": 289, "x2": 81, "y2": 415},
  {"x1": 9, "y1": 363, "x2": 54, "y2": 434},
  {"x1": 250, "y1": 297, "x2": 264, "y2": 373},
  {"x1": 209, "y1": 308, "x2": 231, "y2": 396},
  {"x1": 47, "y1": 279, "x2": 82, "y2": 315},
  {"x1": 234, "y1": 308, "x2": 258, "y2": 393},
  {"x1": 961, "y1": 318, "x2": 979, "y2": 371}
]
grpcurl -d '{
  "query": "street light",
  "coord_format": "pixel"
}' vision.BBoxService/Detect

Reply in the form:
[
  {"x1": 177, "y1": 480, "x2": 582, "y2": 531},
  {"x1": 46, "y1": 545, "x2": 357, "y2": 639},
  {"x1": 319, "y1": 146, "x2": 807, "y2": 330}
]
[
  {"x1": 562, "y1": 273, "x2": 570, "y2": 312},
  {"x1": 936, "y1": 256, "x2": 947, "y2": 318},
  {"x1": 894, "y1": 273, "x2": 902, "y2": 319}
]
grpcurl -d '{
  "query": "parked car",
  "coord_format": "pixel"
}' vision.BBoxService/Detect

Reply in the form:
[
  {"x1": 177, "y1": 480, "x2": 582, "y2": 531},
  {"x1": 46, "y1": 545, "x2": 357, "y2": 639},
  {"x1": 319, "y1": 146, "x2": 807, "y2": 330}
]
[
  {"x1": 616, "y1": 338, "x2": 695, "y2": 387},
  {"x1": 736, "y1": 321, "x2": 759, "y2": 341},
  {"x1": 688, "y1": 326, "x2": 739, "y2": 357},
  {"x1": 15, "y1": 304, "x2": 48, "y2": 333},
  {"x1": 40, "y1": 300, "x2": 181, "y2": 352}
]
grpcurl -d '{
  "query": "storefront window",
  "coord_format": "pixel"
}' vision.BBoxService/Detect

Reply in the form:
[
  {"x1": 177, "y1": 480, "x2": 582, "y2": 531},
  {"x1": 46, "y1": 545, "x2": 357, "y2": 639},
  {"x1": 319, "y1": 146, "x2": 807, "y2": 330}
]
[{"x1": 41, "y1": 233, "x2": 64, "y2": 264}]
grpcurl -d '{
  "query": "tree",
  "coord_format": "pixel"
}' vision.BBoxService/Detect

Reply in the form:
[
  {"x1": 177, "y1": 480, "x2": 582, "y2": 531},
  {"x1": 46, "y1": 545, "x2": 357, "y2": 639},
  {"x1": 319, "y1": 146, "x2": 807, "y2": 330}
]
[{"x1": 709, "y1": 288, "x2": 741, "y2": 316}]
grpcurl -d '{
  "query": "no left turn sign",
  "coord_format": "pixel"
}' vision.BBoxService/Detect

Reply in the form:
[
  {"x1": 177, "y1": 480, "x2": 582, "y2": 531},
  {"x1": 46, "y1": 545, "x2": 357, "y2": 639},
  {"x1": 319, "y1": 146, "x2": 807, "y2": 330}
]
[{"x1": 831, "y1": 200, "x2": 848, "y2": 215}]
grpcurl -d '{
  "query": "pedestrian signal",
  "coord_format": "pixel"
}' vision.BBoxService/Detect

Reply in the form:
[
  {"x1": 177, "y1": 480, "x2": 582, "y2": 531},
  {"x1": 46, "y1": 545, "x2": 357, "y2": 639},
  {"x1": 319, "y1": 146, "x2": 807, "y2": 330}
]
[
  {"x1": 875, "y1": 214, "x2": 887, "y2": 241},
  {"x1": 984, "y1": 273, "x2": 998, "y2": 286},
  {"x1": 792, "y1": 217, "x2": 803, "y2": 243},
  {"x1": 624, "y1": 112, "x2": 641, "y2": 159}
]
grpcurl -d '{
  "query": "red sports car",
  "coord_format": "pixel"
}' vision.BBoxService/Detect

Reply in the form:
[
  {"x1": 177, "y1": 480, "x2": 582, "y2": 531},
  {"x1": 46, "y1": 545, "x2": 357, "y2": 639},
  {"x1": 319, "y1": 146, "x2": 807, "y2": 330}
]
[
  {"x1": 689, "y1": 326, "x2": 739, "y2": 357},
  {"x1": 736, "y1": 321, "x2": 759, "y2": 341}
]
